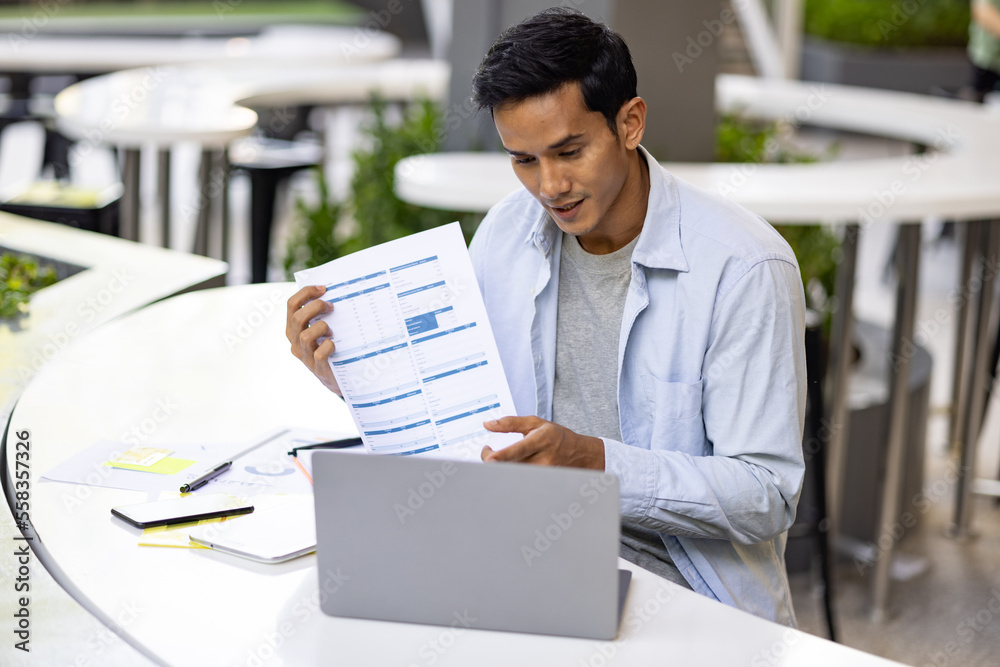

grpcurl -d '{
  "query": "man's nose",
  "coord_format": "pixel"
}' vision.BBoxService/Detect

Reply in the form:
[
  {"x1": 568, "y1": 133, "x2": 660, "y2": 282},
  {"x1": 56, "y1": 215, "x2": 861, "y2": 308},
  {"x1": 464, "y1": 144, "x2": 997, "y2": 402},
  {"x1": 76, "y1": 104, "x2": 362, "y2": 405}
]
[{"x1": 538, "y1": 159, "x2": 570, "y2": 201}]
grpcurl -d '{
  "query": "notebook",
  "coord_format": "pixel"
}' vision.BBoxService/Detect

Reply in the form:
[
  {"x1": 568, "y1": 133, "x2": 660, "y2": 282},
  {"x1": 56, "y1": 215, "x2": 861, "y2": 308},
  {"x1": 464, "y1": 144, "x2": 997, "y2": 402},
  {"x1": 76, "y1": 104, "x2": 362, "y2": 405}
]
[
  {"x1": 312, "y1": 451, "x2": 630, "y2": 639},
  {"x1": 189, "y1": 496, "x2": 315, "y2": 563}
]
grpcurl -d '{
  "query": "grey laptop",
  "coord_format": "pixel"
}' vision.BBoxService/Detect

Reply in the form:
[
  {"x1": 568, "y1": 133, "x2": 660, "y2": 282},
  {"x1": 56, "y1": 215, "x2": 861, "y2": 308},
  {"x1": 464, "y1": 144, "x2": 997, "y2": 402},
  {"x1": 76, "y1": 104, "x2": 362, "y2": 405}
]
[{"x1": 312, "y1": 451, "x2": 631, "y2": 640}]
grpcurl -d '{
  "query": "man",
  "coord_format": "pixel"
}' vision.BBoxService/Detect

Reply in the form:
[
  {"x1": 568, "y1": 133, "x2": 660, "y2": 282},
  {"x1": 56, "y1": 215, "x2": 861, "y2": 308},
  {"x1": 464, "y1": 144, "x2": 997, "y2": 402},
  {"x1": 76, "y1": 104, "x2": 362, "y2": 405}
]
[{"x1": 287, "y1": 8, "x2": 806, "y2": 626}]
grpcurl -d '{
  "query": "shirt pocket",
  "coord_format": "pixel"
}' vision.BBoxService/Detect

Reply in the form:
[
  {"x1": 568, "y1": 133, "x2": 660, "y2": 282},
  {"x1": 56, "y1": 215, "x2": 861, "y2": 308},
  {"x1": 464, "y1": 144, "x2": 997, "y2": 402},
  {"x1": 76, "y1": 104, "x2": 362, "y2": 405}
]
[{"x1": 641, "y1": 375, "x2": 706, "y2": 454}]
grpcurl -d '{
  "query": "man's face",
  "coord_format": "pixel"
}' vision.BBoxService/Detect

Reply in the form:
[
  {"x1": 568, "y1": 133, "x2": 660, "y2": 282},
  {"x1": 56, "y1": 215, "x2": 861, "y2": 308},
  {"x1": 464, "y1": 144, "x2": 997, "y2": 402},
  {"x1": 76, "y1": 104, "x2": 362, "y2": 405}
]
[{"x1": 493, "y1": 82, "x2": 641, "y2": 252}]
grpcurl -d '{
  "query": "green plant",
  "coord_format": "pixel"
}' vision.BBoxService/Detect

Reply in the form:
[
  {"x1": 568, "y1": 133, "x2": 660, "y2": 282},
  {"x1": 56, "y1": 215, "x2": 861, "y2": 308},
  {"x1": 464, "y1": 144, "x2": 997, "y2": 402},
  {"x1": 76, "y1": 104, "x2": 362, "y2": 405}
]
[
  {"x1": 715, "y1": 114, "x2": 840, "y2": 319},
  {"x1": 284, "y1": 97, "x2": 475, "y2": 277},
  {"x1": 804, "y1": 0, "x2": 970, "y2": 48},
  {"x1": 0, "y1": 253, "x2": 57, "y2": 319},
  {"x1": 716, "y1": 113, "x2": 826, "y2": 165},
  {"x1": 282, "y1": 168, "x2": 343, "y2": 275}
]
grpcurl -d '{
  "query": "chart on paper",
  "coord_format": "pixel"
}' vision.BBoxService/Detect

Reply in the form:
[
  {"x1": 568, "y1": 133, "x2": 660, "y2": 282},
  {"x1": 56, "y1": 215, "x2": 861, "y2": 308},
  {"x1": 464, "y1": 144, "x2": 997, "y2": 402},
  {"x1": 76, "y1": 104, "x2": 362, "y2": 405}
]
[{"x1": 294, "y1": 222, "x2": 519, "y2": 460}]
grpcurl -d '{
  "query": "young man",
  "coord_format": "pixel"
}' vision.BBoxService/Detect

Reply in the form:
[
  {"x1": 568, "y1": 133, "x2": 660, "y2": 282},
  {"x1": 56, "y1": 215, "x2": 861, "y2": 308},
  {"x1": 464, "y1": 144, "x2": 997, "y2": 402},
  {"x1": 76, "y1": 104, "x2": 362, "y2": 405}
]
[{"x1": 287, "y1": 8, "x2": 806, "y2": 625}]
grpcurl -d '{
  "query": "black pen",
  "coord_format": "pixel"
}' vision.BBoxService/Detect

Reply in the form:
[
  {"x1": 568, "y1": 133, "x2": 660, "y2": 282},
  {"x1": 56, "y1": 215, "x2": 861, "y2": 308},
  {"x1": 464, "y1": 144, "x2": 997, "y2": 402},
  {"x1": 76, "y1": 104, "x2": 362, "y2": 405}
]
[
  {"x1": 180, "y1": 461, "x2": 233, "y2": 493},
  {"x1": 287, "y1": 437, "x2": 363, "y2": 457},
  {"x1": 179, "y1": 429, "x2": 289, "y2": 493}
]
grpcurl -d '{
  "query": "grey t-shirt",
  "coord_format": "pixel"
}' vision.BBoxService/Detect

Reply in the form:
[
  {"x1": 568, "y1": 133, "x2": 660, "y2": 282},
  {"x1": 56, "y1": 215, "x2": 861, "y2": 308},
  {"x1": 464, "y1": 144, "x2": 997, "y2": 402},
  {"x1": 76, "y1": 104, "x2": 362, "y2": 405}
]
[{"x1": 552, "y1": 232, "x2": 692, "y2": 590}]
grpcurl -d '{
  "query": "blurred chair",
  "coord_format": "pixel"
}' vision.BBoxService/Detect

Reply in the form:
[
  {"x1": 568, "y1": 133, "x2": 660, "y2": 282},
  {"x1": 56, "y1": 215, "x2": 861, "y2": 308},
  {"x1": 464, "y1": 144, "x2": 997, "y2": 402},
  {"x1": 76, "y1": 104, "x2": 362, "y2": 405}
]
[{"x1": 228, "y1": 136, "x2": 324, "y2": 283}]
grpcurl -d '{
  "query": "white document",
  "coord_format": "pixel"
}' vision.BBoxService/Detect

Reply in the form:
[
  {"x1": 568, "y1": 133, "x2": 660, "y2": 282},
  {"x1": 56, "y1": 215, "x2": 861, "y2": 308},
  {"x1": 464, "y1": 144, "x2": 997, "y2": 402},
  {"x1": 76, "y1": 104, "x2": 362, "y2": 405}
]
[
  {"x1": 43, "y1": 428, "x2": 345, "y2": 495},
  {"x1": 294, "y1": 222, "x2": 519, "y2": 460}
]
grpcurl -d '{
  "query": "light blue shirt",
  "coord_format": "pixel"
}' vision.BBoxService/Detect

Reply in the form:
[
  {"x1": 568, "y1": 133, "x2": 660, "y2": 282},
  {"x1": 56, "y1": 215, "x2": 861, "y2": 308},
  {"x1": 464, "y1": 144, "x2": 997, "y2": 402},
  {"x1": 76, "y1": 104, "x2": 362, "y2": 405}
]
[{"x1": 469, "y1": 148, "x2": 807, "y2": 626}]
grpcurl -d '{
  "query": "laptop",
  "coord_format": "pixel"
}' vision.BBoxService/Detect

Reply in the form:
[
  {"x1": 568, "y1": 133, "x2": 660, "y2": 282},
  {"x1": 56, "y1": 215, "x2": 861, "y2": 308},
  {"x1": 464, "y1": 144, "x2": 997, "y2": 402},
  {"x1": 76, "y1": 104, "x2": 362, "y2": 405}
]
[{"x1": 312, "y1": 451, "x2": 630, "y2": 640}]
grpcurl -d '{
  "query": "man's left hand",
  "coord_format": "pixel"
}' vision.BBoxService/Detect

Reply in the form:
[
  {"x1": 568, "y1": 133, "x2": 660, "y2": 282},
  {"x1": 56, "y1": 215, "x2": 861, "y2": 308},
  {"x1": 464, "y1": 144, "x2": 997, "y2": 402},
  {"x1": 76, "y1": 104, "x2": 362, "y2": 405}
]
[{"x1": 480, "y1": 416, "x2": 605, "y2": 470}]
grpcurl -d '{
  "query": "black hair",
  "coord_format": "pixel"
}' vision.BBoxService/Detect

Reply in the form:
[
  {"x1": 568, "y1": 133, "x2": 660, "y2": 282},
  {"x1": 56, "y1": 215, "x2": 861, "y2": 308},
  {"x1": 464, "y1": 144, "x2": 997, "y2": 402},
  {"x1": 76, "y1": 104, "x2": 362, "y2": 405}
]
[{"x1": 471, "y1": 7, "x2": 638, "y2": 136}]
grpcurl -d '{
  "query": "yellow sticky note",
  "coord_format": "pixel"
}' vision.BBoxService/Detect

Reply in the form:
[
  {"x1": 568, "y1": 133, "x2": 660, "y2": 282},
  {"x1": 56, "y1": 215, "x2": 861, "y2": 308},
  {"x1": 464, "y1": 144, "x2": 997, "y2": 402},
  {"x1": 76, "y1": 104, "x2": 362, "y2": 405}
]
[
  {"x1": 108, "y1": 446, "x2": 171, "y2": 467},
  {"x1": 139, "y1": 516, "x2": 230, "y2": 548},
  {"x1": 105, "y1": 457, "x2": 196, "y2": 475}
]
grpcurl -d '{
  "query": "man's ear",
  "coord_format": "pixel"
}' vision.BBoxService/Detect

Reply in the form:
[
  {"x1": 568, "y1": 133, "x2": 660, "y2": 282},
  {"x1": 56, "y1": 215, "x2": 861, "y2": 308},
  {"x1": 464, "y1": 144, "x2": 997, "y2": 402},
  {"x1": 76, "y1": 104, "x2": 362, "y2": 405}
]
[{"x1": 618, "y1": 97, "x2": 646, "y2": 150}]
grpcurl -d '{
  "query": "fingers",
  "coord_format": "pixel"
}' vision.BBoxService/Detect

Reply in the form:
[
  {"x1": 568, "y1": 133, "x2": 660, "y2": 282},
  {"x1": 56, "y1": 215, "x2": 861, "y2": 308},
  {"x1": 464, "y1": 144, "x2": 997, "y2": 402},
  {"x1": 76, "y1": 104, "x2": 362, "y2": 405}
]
[
  {"x1": 286, "y1": 286, "x2": 333, "y2": 362},
  {"x1": 296, "y1": 319, "x2": 332, "y2": 359},
  {"x1": 484, "y1": 415, "x2": 544, "y2": 436},
  {"x1": 311, "y1": 338, "x2": 341, "y2": 394},
  {"x1": 286, "y1": 284, "x2": 325, "y2": 326},
  {"x1": 480, "y1": 419, "x2": 604, "y2": 469},
  {"x1": 483, "y1": 439, "x2": 538, "y2": 463},
  {"x1": 286, "y1": 284, "x2": 341, "y2": 395},
  {"x1": 285, "y1": 285, "x2": 330, "y2": 345},
  {"x1": 481, "y1": 428, "x2": 546, "y2": 463},
  {"x1": 482, "y1": 416, "x2": 546, "y2": 463},
  {"x1": 287, "y1": 284, "x2": 324, "y2": 311}
]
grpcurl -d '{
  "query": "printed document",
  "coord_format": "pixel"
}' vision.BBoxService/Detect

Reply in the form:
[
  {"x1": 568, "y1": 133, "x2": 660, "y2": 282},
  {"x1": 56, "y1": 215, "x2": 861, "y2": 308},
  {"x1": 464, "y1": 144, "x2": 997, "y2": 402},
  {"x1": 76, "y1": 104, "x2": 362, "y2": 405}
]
[{"x1": 294, "y1": 222, "x2": 518, "y2": 460}]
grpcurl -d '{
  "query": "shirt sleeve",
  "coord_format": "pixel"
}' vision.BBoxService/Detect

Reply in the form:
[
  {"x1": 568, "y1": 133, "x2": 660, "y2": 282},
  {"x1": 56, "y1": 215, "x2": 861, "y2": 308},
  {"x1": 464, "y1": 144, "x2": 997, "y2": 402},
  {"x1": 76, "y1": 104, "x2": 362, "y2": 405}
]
[{"x1": 604, "y1": 258, "x2": 807, "y2": 545}]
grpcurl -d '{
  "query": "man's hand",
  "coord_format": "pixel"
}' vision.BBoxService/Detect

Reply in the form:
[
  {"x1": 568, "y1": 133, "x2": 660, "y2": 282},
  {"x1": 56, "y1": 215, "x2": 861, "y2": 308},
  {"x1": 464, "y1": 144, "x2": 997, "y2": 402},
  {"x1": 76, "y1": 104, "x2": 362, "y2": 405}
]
[
  {"x1": 286, "y1": 284, "x2": 341, "y2": 395},
  {"x1": 480, "y1": 416, "x2": 605, "y2": 470}
]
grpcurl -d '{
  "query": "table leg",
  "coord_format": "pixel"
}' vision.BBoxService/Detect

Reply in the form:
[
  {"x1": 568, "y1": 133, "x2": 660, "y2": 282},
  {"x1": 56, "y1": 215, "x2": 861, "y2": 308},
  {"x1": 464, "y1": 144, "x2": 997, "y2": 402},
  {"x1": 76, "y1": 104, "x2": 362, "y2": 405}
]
[
  {"x1": 120, "y1": 148, "x2": 141, "y2": 242},
  {"x1": 220, "y1": 150, "x2": 230, "y2": 266},
  {"x1": 193, "y1": 149, "x2": 213, "y2": 256},
  {"x1": 157, "y1": 148, "x2": 171, "y2": 249},
  {"x1": 948, "y1": 222, "x2": 977, "y2": 463},
  {"x1": 871, "y1": 222, "x2": 921, "y2": 622},
  {"x1": 825, "y1": 223, "x2": 859, "y2": 542},
  {"x1": 951, "y1": 219, "x2": 1000, "y2": 536}
]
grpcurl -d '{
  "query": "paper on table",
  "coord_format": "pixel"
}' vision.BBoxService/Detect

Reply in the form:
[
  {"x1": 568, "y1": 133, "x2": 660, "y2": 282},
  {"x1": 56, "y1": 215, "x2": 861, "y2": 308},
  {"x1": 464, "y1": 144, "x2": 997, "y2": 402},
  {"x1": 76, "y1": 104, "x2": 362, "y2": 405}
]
[
  {"x1": 294, "y1": 222, "x2": 519, "y2": 460},
  {"x1": 43, "y1": 429, "x2": 346, "y2": 494}
]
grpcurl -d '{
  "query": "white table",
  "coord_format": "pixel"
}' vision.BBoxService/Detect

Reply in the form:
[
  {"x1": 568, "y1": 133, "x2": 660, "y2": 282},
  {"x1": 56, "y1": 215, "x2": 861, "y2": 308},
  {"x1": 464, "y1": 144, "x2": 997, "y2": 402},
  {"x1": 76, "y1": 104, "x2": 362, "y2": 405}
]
[
  {"x1": 394, "y1": 74, "x2": 1000, "y2": 620},
  {"x1": 53, "y1": 57, "x2": 448, "y2": 258},
  {"x1": 44, "y1": 24, "x2": 401, "y2": 252},
  {"x1": 395, "y1": 75, "x2": 1000, "y2": 218},
  {"x1": 1, "y1": 282, "x2": 903, "y2": 666}
]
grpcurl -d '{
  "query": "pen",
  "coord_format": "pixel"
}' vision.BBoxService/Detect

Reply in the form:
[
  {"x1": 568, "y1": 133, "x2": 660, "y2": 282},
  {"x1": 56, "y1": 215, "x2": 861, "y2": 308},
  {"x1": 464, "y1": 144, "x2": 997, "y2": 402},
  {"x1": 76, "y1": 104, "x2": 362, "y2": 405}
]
[
  {"x1": 180, "y1": 428, "x2": 290, "y2": 493},
  {"x1": 180, "y1": 461, "x2": 233, "y2": 493},
  {"x1": 287, "y1": 436, "x2": 363, "y2": 457}
]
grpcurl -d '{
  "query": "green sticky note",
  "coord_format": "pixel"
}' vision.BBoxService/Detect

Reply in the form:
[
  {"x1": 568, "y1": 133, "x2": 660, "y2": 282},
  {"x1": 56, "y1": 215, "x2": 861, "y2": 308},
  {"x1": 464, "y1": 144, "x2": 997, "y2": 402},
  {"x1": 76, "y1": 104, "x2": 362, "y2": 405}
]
[{"x1": 105, "y1": 457, "x2": 196, "y2": 475}]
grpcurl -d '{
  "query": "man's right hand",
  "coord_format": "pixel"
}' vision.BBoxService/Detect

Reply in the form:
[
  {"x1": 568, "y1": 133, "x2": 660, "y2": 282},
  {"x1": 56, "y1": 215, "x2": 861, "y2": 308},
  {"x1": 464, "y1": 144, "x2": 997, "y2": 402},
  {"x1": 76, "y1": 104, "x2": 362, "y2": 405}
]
[{"x1": 286, "y1": 284, "x2": 342, "y2": 395}]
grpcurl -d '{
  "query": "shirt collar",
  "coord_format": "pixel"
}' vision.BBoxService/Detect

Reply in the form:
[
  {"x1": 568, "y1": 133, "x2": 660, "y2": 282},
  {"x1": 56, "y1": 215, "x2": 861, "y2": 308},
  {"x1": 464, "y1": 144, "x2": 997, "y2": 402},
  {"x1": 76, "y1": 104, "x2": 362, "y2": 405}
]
[
  {"x1": 525, "y1": 145, "x2": 689, "y2": 272},
  {"x1": 632, "y1": 146, "x2": 689, "y2": 272}
]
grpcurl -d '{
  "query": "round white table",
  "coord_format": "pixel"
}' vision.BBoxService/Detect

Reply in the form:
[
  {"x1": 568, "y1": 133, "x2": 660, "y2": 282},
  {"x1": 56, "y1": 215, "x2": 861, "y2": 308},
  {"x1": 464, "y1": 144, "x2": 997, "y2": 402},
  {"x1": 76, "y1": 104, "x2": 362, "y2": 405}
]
[
  {"x1": 394, "y1": 73, "x2": 1000, "y2": 621},
  {"x1": 395, "y1": 75, "x2": 1000, "y2": 219},
  {"x1": 53, "y1": 57, "x2": 448, "y2": 260},
  {"x1": 2, "y1": 282, "x2": 905, "y2": 667}
]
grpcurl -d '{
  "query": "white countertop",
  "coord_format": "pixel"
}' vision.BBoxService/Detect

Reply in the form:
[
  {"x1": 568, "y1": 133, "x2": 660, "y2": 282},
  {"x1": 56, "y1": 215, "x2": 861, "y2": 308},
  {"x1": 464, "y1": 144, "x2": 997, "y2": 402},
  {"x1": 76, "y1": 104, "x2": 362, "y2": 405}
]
[{"x1": 0, "y1": 212, "x2": 227, "y2": 418}]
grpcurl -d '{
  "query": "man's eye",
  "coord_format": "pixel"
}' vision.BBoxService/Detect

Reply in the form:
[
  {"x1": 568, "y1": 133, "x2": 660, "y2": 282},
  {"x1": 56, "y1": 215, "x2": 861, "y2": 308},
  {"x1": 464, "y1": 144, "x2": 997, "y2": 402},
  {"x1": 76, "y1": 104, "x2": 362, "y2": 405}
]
[
  {"x1": 513, "y1": 156, "x2": 535, "y2": 165},
  {"x1": 560, "y1": 149, "x2": 581, "y2": 157}
]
